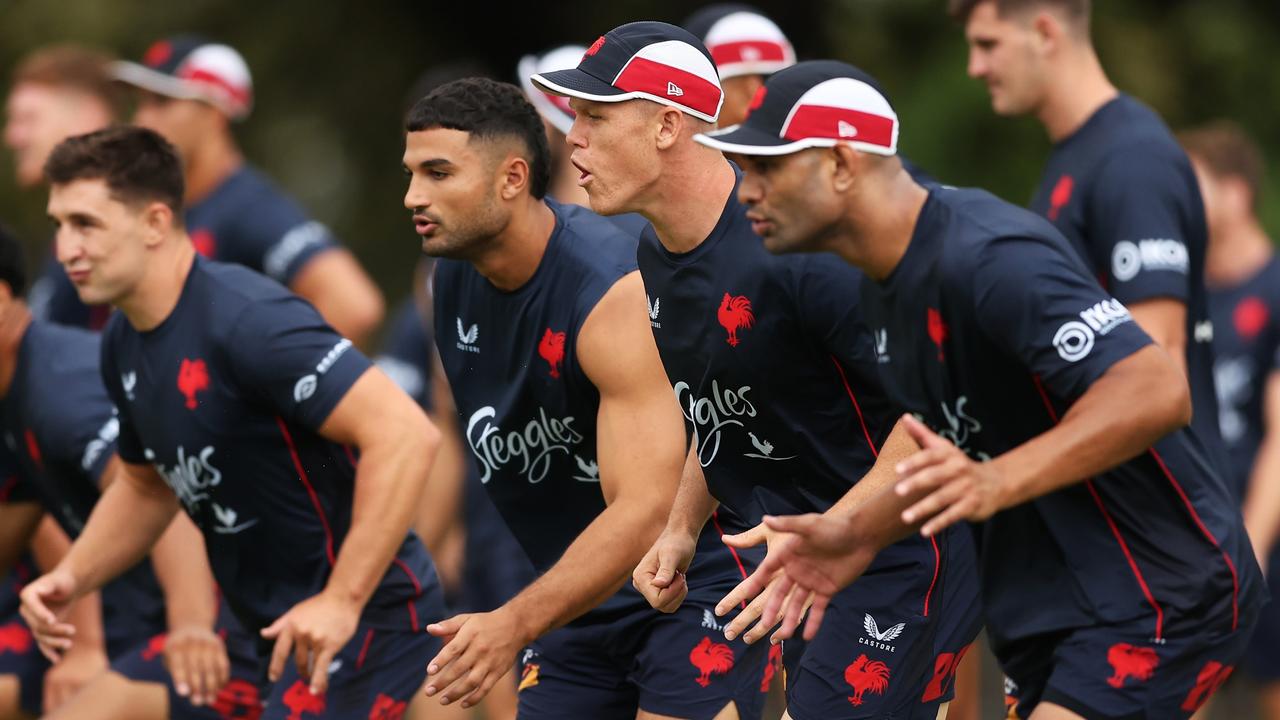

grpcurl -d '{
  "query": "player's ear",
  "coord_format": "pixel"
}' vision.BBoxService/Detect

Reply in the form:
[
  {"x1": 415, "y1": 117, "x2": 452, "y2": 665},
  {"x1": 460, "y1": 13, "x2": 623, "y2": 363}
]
[
  {"x1": 498, "y1": 153, "x2": 531, "y2": 201},
  {"x1": 830, "y1": 143, "x2": 861, "y2": 193},
  {"x1": 141, "y1": 201, "x2": 174, "y2": 248},
  {"x1": 1030, "y1": 9, "x2": 1061, "y2": 54},
  {"x1": 655, "y1": 107, "x2": 683, "y2": 151}
]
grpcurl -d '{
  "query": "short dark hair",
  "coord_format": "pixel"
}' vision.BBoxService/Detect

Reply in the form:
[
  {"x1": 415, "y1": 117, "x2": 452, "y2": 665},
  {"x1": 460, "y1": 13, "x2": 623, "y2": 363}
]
[
  {"x1": 12, "y1": 45, "x2": 127, "y2": 118},
  {"x1": 405, "y1": 77, "x2": 551, "y2": 200},
  {"x1": 948, "y1": 0, "x2": 1090, "y2": 24},
  {"x1": 1179, "y1": 121, "x2": 1266, "y2": 211},
  {"x1": 44, "y1": 126, "x2": 185, "y2": 218},
  {"x1": 0, "y1": 223, "x2": 26, "y2": 298}
]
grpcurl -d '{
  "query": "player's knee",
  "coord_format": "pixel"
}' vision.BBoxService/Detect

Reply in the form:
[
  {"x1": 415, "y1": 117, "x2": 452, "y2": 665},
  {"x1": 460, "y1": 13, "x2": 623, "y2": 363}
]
[
  {"x1": 0, "y1": 674, "x2": 32, "y2": 720},
  {"x1": 42, "y1": 671, "x2": 167, "y2": 720}
]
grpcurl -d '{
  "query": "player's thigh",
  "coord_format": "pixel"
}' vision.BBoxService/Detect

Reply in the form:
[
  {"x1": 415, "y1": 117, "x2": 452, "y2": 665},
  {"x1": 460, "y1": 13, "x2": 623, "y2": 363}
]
[
  {"x1": 637, "y1": 700, "x2": 740, "y2": 720},
  {"x1": 405, "y1": 690, "x2": 470, "y2": 720},
  {"x1": 43, "y1": 670, "x2": 167, "y2": 720},
  {"x1": 0, "y1": 675, "x2": 32, "y2": 720},
  {"x1": 481, "y1": 671, "x2": 518, "y2": 720}
]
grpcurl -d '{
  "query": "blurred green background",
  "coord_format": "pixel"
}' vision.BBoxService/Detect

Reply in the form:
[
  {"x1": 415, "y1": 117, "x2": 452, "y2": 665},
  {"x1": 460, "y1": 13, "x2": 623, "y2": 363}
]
[{"x1": 3, "y1": 0, "x2": 1277, "y2": 310}]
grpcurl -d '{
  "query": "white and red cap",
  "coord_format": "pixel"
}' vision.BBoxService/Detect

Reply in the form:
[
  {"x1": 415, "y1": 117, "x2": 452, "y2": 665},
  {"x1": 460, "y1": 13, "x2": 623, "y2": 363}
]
[
  {"x1": 695, "y1": 60, "x2": 899, "y2": 157},
  {"x1": 111, "y1": 35, "x2": 253, "y2": 120},
  {"x1": 684, "y1": 4, "x2": 796, "y2": 80},
  {"x1": 517, "y1": 45, "x2": 587, "y2": 135},
  {"x1": 529, "y1": 21, "x2": 723, "y2": 123}
]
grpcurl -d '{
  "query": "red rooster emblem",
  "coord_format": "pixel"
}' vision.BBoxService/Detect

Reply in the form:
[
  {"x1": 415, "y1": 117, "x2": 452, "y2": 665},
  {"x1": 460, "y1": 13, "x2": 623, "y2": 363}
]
[
  {"x1": 141, "y1": 633, "x2": 167, "y2": 661},
  {"x1": 718, "y1": 293, "x2": 755, "y2": 347},
  {"x1": 212, "y1": 679, "x2": 263, "y2": 720},
  {"x1": 178, "y1": 358, "x2": 210, "y2": 410},
  {"x1": 927, "y1": 308, "x2": 948, "y2": 361},
  {"x1": 1106, "y1": 643, "x2": 1159, "y2": 688},
  {"x1": 282, "y1": 680, "x2": 325, "y2": 719},
  {"x1": 367, "y1": 693, "x2": 407, "y2": 720},
  {"x1": 1047, "y1": 175, "x2": 1074, "y2": 221},
  {"x1": 538, "y1": 328, "x2": 567, "y2": 379},
  {"x1": 689, "y1": 636, "x2": 735, "y2": 687},
  {"x1": 0, "y1": 622, "x2": 33, "y2": 654},
  {"x1": 845, "y1": 654, "x2": 890, "y2": 707},
  {"x1": 190, "y1": 229, "x2": 217, "y2": 258}
]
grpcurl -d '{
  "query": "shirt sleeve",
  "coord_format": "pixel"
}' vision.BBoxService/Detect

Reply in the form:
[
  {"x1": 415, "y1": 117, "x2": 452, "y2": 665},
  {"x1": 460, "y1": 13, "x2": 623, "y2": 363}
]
[
  {"x1": 226, "y1": 296, "x2": 372, "y2": 431},
  {"x1": 970, "y1": 234, "x2": 1155, "y2": 402},
  {"x1": 98, "y1": 326, "x2": 146, "y2": 465},
  {"x1": 1087, "y1": 147, "x2": 1200, "y2": 304},
  {"x1": 225, "y1": 188, "x2": 339, "y2": 286}
]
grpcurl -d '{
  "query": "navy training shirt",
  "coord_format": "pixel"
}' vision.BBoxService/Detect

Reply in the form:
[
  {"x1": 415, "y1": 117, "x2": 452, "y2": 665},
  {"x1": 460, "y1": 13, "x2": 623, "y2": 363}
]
[
  {"x1": 635, "y1": 169, "x2": 975, "y2": 617},
  {"x1": 100, "y1": 258, "x2": 436, "y2": 635},
  {"x1": 861, "y1": 185, "x2": 1262, "y2": 647},
  {"x1": 35, "y1": 164, "x2": 338, "y2": 331},
  {"x1": 1, "y1": 320, "x2": 165, "y2": 650},
  {"x1": 1209, "y1": 255, "x2": 1280, "y2": 501},
  {"x1": 1029, "y1": 94, "x2": 1226, "y2": 475},
  {"x1": 433, "y1": 199, "x2": 754, "y2": 619}
]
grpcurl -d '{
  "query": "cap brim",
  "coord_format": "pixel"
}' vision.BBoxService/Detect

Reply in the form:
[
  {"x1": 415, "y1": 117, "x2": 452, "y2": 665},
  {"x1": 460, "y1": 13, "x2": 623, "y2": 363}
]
[
  {"x1": 696, "y1": 123, "x2": 898, "y2": 157},
  {"x1": 110, "y1": 61, "x2": 205, "y2": 101},
  {"x1": 530, "y1": 68, "x2": 626, "y2": 103},
  {"x1": 694, "y1": 123, "x2": 801, "y2": 156}
]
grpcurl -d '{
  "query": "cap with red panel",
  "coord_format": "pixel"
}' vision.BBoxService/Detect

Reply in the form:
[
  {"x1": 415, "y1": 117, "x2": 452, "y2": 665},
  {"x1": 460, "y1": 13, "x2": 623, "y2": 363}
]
[
  {"x1": 694, "y1": 60, "x2": 898, "y2": 157},
  {"x1": 517, "y1": 45, "x2": 587, "y2": 136},
  {"x1": 683, "y1": 4, "x2": 796, "y2": 80},
  {"x1": 529, "y1": 21, "x2": 723, "y2": 123},
  {"x1": 111, "y1": 35, "x2": 253, "y2": 121}
]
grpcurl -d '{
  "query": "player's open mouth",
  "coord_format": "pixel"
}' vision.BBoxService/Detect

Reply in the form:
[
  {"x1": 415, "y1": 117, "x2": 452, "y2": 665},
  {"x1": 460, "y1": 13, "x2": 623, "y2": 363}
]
[
  {"x1": 413, "y1": 215, "x2": 439, "y2": 236},
  {"x1": 572, "y1": 159, "x2": 593, "y2": 186},
  {"x1": 746, "y1": 213, "x2": 772, "y2": 235}
]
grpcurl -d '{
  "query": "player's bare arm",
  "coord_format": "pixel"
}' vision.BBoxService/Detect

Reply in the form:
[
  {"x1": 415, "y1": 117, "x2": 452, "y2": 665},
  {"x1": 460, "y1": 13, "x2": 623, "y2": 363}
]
[
  {"x1": 289, "y1": 249, "x2": 385, "y2": 348},
  {"x1": 20, "y1": 458, "x2": 180, "y2": 657},
  {"x1": 262, "y1": 366, "x2": 440, "y2": 695},
  {"x1": 1127, "y1": 298, "x2": 1188, "y2": 377},
  {"x1": 423, "y1": 271, "x2": 684, "y2": 708},
  {"x1": 722, "y1": 342, "x2": 1191, "y2": 641},
  {"x1": 632, "y1": 444, "x2": 718, "y2": 614}
]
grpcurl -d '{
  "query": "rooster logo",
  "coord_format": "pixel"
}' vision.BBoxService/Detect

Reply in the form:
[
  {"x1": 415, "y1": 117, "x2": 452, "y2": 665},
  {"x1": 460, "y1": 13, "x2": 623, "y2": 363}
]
[
  {"x1": 367, "y1": 694, "x2": 407, "y2": 720},
  {"x1": 177, "y1": 358, "x2": 210, "y2": 410},
  {"x1": 210, "y1": 679, "x2": 262, "y2": 720},
  {"x1": 0, "y1": 622, "x2": 33, "y2": 654},
  {"x1": 538, "y1": 328, "x2": 567, "y2": 379},
  {"x1": 1106, "y1": 643, "x2": 1159, "y2": 688},
  {"x1": 140, "y1": 633, "x2": 166, "y2": 661},
  {"x1": 718, "y1": 293, "x2": 755, "y2": 347},
  {"x1": 926, "y1": 308, "x2": 948, "y2": 362},
  {"x1": 845, "y1": 654, "x2": 890, "y2": 707},
  {"x1": 760, "y1": 644, "x2": 783, "y2": 692},
  {"x1": 1047, "y1": 174, "x2": 1074, "y2": 221},
  {"x1": 281, "y1": 680, "x2": 325, "y2": 719},
  {"x1": 689, "y1": 636, "x2": 735, "y2": 687}
]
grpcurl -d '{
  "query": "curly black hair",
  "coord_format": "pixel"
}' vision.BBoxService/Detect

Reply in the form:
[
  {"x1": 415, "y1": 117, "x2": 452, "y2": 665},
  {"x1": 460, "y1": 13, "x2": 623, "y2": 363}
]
[{"x1": 406, "y1": 77, "x2": 552, "y2": 200}]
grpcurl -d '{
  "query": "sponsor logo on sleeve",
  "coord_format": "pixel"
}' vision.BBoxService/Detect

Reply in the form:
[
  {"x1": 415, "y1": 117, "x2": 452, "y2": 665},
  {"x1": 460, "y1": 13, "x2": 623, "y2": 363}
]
[
  {"x1": 1053, "y1": 299, "x2": 1133, "y2": 362},
  {"x1": 1111, "y1": 239, "x2": 1189, "y2": 282},
  {"x1": 294, "y1": 338, "x2": 353, "y2": 403},
  {"x1": 264, "y1": 221, "x2": 330, "y2": 281}
]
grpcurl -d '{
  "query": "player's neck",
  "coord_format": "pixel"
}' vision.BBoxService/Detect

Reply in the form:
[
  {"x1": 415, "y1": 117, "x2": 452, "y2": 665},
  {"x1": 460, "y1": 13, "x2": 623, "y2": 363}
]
[
  {"x1": 0, "y1": 303, "x2": 33, "y2": 398},
  {"x1": 470, "y1": 198, "x2": 557, "y2": 292},
  {"x1": 117, "y1": 241, "x2": 198, "y2": 332},
  {"x1": 184, "y1": 133, "x2": 244, "y2": 205},
  {"x1": 1036, "y1": 49, "x2": 1118, "y2": 143},
  {"x1": 1206, "y1": 219, "x2": 1274, "y2": 288},
  {"x1": 644, "y1": 154, "x2": 737, "y2": 255},
  {"x1": 833, "y1": 169, "x2": 929, "y2": 282}
]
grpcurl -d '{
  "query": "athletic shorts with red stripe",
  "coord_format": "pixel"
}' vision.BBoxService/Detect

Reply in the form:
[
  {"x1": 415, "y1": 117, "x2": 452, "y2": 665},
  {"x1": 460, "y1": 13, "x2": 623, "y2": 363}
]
[
  {"x1": 111, "y1": 603, "x2": 268, "y2": 720},
  {"x1": 999, "y1": 613, "x2": 1259, "y2": 719},
  {"x1": 783, "y1": 523, "x2": 982, "y2": 720},
  {"x1": 0, "y1": 559, "x2": 48, "y2": 716},
  {"x1": 515, "y1": 588, "x2": 771, "y2": 720}
]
